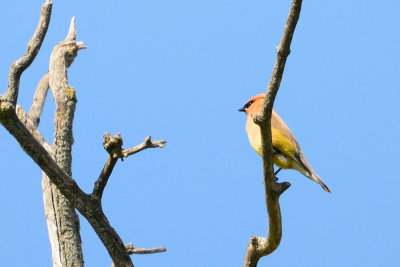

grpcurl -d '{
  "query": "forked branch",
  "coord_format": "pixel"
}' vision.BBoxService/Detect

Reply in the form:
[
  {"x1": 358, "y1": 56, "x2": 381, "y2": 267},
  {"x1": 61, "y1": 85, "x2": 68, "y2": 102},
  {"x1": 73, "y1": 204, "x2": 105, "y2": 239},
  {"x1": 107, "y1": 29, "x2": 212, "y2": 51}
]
[
  {"x1": 0, "y1": 3, "x2": 167, "y2": 266},
  {"x1": 92, "y1": 133, "x2": 167, "y2": 201},
  {"x1": 243, "y1": 0, "x2": 303, "y2": 266}
]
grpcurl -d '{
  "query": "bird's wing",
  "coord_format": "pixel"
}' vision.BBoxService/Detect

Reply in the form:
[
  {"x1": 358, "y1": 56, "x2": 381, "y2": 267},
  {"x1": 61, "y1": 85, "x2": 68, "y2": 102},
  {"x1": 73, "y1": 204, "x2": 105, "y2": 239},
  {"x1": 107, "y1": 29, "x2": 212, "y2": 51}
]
[
  {"x1": 271, "y1": 111, "x2": 312, "y2": 174},
  {"x1": 271, "y1": 127, "x2": 298, "y2": 157},
  {"x1": 271, "y1": 110, "x2": 331, "y2": 192},
  {"x1": 271, "y1": 110, "x2": 299, "y2": 147},
  {"x1": 272, "y1": 127, "x2": 313, "y2": 175}
]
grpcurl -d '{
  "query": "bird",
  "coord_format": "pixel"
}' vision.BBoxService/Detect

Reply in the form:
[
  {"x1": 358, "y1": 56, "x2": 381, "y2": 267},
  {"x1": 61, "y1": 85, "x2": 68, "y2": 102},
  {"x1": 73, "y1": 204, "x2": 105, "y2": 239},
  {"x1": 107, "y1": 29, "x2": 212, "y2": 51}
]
[{"x1": 239, "y1": 94, "x2": 331, "y2": 193}]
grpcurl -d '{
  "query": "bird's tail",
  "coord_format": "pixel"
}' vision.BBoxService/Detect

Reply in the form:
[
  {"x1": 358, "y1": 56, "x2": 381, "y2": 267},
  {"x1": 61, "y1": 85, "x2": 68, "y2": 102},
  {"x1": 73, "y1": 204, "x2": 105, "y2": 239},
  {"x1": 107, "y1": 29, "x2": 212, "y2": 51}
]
[
  {"x1": 295, "y1": 151, "x2": 331, "y2": 193},
  {"x1": 309, "y1": 172, "x2": 331, "y2": 193}
]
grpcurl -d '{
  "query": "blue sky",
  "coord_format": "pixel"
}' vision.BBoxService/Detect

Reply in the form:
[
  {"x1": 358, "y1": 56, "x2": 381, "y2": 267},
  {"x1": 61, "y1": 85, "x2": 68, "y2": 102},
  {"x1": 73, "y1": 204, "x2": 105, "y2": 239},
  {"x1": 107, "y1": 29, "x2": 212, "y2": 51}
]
[{"x1": 1, "y1": 0, "x2": 399, "y2": 266}]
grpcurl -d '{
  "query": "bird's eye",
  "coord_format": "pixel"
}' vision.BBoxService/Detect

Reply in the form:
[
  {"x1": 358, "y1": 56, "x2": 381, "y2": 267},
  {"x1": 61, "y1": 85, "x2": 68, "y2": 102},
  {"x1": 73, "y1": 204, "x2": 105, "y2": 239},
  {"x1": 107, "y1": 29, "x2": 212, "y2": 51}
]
[{"x1": 244, "y1": 100, "x2": 254, "y2": 109}]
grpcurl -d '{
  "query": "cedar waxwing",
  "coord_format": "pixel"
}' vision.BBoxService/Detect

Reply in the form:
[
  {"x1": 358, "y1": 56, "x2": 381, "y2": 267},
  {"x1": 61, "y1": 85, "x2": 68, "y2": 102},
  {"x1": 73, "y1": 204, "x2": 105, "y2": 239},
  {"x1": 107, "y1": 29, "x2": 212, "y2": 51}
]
[{"x1": 239, "y1": 94, "x2": 331, "y2": 193}]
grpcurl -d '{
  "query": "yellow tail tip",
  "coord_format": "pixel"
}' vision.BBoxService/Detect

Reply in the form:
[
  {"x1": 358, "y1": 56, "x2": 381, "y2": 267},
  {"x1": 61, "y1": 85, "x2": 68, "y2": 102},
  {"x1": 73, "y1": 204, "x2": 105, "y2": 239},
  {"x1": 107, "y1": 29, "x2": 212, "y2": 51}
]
[{"x1": 323, "y1": 186, "x2": 331, "y2": 193}]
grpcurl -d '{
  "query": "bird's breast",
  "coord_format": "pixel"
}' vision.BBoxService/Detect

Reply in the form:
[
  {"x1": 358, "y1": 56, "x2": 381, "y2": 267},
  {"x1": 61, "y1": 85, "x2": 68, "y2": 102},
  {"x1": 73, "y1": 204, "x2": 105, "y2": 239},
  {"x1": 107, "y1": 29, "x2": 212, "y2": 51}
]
[
  {"x1": 246, "y1": 116, "x2": 297, "y2": 165},
  {"x1": 245, "y1": 117, "x2": 263, "y2": 156}
]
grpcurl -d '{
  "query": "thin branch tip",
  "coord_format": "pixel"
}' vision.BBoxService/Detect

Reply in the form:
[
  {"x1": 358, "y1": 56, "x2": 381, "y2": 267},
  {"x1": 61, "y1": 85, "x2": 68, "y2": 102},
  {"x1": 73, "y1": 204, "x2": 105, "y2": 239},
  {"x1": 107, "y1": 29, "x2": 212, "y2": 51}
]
[
  {"x1": 153, "y1": 139, "x2": 167, "y2": 148},
  {"x1": 122, "y1": 136, "x2": 167, "y2": 158},
  {"x1": 4, "y1": 0, "x2": 52, "y2": 104},
  {"x1": 125, "y1": 243, "x2": 167, "y2": 255},
  {"x1": 66, "y1": 16, "x2": 77, "y2": 41},
  {"x1": 76, "y1": 41, "x2": 87, "y2": 50}
]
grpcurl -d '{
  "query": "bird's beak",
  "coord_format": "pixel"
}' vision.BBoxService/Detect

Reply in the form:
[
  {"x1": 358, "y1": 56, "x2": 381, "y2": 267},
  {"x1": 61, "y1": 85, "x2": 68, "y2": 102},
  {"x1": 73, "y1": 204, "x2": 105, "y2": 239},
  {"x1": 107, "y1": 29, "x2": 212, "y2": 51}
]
[{"x1": 238, "y1": 107, "x2": 246, "y2": 112}]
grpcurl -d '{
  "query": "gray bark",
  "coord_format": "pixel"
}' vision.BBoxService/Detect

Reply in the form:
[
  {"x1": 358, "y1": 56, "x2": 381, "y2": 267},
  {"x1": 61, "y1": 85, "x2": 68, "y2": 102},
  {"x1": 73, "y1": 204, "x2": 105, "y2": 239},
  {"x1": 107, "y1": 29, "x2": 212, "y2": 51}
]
[
  {"x1": 42, "y1": 173, "x2": 62, "y2": 267},
  {"x1": 0, "y1": 2, "x2": 166, "y2": 266},
  {"x1": 48, "y1": 17, "x2": 84, "y2": 266}
]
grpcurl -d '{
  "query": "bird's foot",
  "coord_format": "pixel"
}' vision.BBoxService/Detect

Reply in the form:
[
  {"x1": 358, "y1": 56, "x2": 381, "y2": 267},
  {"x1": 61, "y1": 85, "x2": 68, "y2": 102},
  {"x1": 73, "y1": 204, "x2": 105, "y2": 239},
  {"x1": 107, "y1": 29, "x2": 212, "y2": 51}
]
[{"x1": 274, "y1": 168, "x2": 281, "y2": 181}]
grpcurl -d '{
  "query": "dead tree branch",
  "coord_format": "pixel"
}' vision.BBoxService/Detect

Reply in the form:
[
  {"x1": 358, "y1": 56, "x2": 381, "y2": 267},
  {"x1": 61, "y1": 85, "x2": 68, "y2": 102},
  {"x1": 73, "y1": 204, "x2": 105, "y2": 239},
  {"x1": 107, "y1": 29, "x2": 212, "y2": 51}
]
[
  {"x1": 28, "y1": 72, "x2": 49, "y2": 127},
  {"x1": 0, "y1": 2, "x2": 167, "y2": 266},
  {"x1": 125, "y1": 243, "x2": 167, "y2": 255},
  {"x1": 48, "y1": 16, "x2": 85, "y2": 267},
  {"x1": 23, "y1": 66, "x2": 61, "y2": 267},
  {"x1": 3, "y1": 0, "x2": 52, "y2": 105},
  {"x1": 92, "y1": 134, "x2": 166, "y2": 202},
  {"x1": 122, "y1": 136, "x2": 167, "y2": 158},
  {"x1": 243, "y1": 0, "x2": 303, "y2": 266},
  {"x1": 26, "y1": 59, "x2": 63, "y2": 267},
  {"x1": 25, "y1": 72, "x2": 60, "y2": 266}
]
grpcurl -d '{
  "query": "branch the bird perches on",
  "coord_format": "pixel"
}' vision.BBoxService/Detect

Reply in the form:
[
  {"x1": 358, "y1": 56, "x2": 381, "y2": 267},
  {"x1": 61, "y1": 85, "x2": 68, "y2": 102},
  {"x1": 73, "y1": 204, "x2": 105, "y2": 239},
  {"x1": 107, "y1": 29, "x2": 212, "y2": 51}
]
[{"x1": 243, "y1": 0, "x2": 303, "y2": 266}]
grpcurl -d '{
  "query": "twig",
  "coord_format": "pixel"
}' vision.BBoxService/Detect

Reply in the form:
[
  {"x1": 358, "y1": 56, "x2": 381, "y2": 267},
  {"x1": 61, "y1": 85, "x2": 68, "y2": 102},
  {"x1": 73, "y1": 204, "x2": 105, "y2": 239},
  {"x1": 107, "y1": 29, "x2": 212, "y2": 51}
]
[
  {"x1": 243, "y1": 0, "x2": 303, "y2": 266},
  {"x1": 125, "y1": 243, "x2": 166, "y2": 255},
  {"x1": 92, "y1": 134, "x2": 167, "y2": 201},
  {"x1": 3, "y1": 1, "x2": 52, "y2": 105},
  {"x1": 122, "y1": 136, "x2": 167, "y2": 157},
  {"x1": 111, "y1": 244, "x2": 166, "y2": 267},
  {"x1": 28, "y1": 72, "x2": 49, "y2": 127},
  {"x1": 91, "y1": 133, "x2": 122, "y2": 201},
  {"x1": 92, "y1": 156, "x2": 118, "y2": 201}
]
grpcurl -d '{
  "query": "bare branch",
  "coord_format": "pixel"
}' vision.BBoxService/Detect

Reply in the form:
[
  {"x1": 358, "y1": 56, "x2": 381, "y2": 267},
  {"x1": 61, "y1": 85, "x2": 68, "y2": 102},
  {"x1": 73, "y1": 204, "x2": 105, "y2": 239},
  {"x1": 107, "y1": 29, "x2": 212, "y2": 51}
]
[
  {"x1": 243, "y1": 0, "x2": 303, "y2": 266},
  {"x1": 92, "y1": 134, "x2": 167, "y2": 201},
  {"x1": 1, "y1": 9, "x2": 167, "y2": 267},
  {"x1": 0, "y1": 103, "x2": 89, "y2": 206},
  {"x1": 65, "y1": 17, "x2": 77, "y2": 41},
  {"x1": 122, "y1": 136, "x2": 167, "y2": 158},
  {"x1": 49, "y1": 33, "x2": 85, "y2": 101},
  {"x1": 3, "y1": 1, "x2": 52, "y2": 105},
  {"x1": 16, "y1": 104, "x2": 52, "y2": 153},
  {"x1": 243, "y1": 182, "x2": 291, "y2": 267},
  {"x1": 92, "y1": 156, "x2": 118, "y2": 201},
  {"x1": 49, "y1": 16, "x2": 86, "y2": 266},
  {"x1": 125, "y1": 243, "x2": 166, "y2": 255},
  {"x1": 48, "y1": 21, "x2": 132, "y2": 267},
  {"x1": 28, "y1": 72, "x2": 49, "y2": 127},
  {"x1": 91, "y1": 133, "x2": 122, "y2": 201}
]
